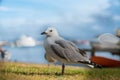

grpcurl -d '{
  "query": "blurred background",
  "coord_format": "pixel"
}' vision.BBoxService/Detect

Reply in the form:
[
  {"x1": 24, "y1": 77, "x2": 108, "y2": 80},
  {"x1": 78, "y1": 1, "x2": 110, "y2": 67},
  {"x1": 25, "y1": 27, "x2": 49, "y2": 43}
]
[{"x1": 0, "y1": 0, "x2": 120, "y2": 64}]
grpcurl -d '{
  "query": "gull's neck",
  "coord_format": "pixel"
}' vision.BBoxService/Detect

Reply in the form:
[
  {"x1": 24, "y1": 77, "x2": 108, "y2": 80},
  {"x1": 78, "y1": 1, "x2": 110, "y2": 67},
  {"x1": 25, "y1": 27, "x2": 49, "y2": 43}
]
[{"x1": 46, "y1": 35, "x2": 63, "y2": 41}]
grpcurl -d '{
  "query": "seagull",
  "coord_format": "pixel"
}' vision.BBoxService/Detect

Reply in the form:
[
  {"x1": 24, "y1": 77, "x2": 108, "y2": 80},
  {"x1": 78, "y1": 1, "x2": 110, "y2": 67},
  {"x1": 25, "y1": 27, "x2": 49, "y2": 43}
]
[{"x1": 41, "y1": 27, "x2": 101, "y2": 75}]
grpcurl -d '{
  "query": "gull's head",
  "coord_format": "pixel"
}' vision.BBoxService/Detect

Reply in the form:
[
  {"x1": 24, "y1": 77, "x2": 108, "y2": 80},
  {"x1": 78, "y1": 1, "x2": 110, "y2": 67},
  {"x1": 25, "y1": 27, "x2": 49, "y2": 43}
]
[{"x1": 41, "y1": 27, "x2": 59, "y2": 37}]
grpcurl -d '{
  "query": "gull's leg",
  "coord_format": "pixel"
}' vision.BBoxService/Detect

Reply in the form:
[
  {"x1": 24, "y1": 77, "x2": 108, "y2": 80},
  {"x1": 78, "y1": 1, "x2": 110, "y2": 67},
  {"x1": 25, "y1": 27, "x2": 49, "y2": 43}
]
[
  {"x1": 55, "y1": 63, "x2": 65, "y2": 75},
  {"x1": 47, "y1": 62, "x2": 50, "y2": 74},
  {"x1": 62, "y1": 63, "x2": 65, "y2": 75}
]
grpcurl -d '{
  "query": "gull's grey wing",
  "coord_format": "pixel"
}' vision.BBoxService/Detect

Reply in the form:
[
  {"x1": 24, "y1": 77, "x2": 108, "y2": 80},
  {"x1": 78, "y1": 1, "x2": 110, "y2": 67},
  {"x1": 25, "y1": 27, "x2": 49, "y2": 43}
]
[
  {"x1": 51, "y1": 40, "x2": 89, "y2": 63},
  {"x1": 51, "y1": 44, "x2": 68, "y2": 61},
  {"x1": 78, "y1": 49, "x2": 87, "y2": 57},
  {"x1": 56, "y1": 40, "x2": 87, "y2": 57}
]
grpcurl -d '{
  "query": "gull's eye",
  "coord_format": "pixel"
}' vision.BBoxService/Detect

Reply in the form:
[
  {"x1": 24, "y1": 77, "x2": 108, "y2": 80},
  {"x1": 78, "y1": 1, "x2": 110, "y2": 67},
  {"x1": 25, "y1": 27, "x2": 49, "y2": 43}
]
[{"x1": 50, "y1": 30, "x2": 52, "y2": 32}]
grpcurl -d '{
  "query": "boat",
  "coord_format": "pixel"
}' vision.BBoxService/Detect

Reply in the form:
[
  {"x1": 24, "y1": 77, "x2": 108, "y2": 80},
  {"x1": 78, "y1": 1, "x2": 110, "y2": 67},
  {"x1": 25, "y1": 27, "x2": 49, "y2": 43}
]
[
  {"x1": 0, "y1": 41, "x2": 8, "y2": 46},
  {"x1": 90, "y1": 56, "x2": 120, "y2": 67},
  {"x1": 14, "y1": 35, "x2": 37, "y2": 47}
]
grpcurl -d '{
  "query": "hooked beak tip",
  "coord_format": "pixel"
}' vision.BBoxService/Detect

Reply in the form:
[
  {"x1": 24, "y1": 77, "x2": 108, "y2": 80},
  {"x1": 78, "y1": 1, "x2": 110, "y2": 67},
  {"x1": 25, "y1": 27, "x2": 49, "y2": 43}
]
[{"x1": 41, "y1": 32, "x2": 46, "y2": 35}]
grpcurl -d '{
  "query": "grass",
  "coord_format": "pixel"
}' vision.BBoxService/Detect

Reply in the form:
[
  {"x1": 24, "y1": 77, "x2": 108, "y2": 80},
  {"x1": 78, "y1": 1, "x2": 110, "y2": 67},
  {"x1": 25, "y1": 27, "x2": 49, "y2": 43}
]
[{"x1": 0, "y1": 62, "x2": 120, "y2": 80}]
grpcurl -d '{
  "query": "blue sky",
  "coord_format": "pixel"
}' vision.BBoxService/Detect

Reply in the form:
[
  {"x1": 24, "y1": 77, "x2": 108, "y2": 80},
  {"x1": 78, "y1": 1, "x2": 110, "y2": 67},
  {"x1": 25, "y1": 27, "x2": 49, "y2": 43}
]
[{"x1": 0, "y1": 0, "x2": 120, "y2": 41}]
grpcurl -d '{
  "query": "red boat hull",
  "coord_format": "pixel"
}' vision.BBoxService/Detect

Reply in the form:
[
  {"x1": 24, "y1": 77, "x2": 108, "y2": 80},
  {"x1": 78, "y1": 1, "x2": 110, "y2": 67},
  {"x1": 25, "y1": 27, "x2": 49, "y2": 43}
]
[{"x1": 90, "y1": 56, "x2": 120, "y2": 67}]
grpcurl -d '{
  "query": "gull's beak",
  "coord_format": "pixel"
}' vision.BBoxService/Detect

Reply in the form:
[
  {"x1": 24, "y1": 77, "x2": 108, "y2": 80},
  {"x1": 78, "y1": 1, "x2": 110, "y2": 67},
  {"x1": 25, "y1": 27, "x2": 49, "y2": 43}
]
[{"x1": 41, "y1": 32, "x2": 47, "y2": 35}]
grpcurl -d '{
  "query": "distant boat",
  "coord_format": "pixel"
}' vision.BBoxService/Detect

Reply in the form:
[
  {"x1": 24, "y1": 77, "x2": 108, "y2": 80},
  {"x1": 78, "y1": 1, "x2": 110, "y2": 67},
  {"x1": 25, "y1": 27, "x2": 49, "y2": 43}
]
[
  {"x1": 72, "y1": 40, "x2": 90, "y2": 46},
  {"x1": 0, "y1": 41, "x2": 8, "y2": 46},
  {"x1": 12, "y1": 35, "x2": 43, "y2": 47},
  {"x1": 3, "y1": 50, "x2": 11, "y2": 60}
]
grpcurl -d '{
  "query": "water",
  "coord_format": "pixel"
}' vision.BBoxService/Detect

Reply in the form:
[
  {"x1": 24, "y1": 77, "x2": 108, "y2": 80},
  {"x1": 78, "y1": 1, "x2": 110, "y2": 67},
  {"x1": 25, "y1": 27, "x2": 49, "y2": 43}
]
[
  {"x1": 3, "y1": 46, "x2": 47, "y2": 64},
  {"x1": 2, "y1": 45, "x2": 120, "y2": 64}
]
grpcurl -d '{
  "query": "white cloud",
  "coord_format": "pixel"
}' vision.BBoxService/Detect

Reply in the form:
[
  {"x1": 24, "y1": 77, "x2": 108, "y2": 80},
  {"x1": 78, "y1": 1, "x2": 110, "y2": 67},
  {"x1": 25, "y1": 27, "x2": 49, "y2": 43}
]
[
  {"x1": 0, "y1": 0, "x2": 111, "y2": 27},
  {"x1": 35, "y1": 17, "x2": 61, "y2": 24},
  {"x1": 70, "y1": 0, "x2": 110, "y2": 13},
  {"x1": 0, "y1": 18, "x2": 27, "y2": 27},
  {"x1": 47, "y1": 0, "x2": 111, "y2": 25},
  {"x1": 0, "y1": 16, "x2": 61, "y2": 27},
  {"x1": 0, "y1": 6, "x2": 12, "y2": 11}
]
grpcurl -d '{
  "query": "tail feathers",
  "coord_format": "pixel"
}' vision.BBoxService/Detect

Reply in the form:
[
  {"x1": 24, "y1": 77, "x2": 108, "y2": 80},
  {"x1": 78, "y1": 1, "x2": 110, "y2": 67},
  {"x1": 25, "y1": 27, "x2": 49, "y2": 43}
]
[
  {"x1": 78, "y1": 60, "x2": 102, "y2": 68},
  {"x1": 88, "y1": 61, "x2": 102, "y2": 68},
  {"x1": 87, "y1": 64, "x2": 94, "y2": 68}
]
